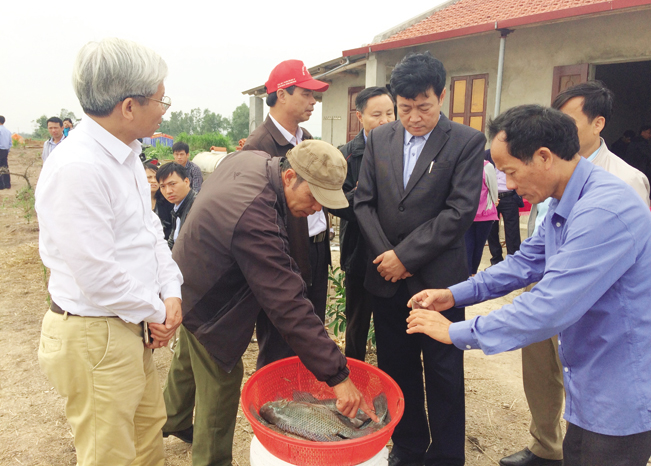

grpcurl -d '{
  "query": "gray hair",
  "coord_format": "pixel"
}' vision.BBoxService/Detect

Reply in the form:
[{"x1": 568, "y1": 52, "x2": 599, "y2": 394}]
[{"x1": 73, "y1": 38, "x2": 168, "y2": 117}]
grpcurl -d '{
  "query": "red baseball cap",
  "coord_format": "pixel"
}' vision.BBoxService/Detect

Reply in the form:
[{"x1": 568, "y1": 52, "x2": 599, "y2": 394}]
[{"x1": 265, "y1": 60, "x2": 329, "y2": 94}]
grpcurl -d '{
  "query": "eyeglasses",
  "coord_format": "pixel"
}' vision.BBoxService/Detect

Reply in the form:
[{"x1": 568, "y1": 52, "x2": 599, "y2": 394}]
[
  {"x1": 122, "y1": 94, "x2": 172, "y2": 110},
  {"x1": 147, "y1": 95, "x2": 172, "y2": 110}
]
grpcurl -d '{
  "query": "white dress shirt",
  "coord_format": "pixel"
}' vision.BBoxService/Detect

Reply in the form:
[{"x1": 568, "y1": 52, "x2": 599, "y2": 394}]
[
  {"x1": 269, "y1": 113, "x2": 327, "y2": 237},
  {"x1": 35, "y1": 117, "x2": 183, "y2": 324}
]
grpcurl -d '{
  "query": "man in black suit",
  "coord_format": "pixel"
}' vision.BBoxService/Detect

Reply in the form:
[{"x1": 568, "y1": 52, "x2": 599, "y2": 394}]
[
  {"x1": 354, "y1": 52, "x2": 485, "y2": 466},
  {"x1": 330, "y1": 86, "x2": 395, "y2": 362}
]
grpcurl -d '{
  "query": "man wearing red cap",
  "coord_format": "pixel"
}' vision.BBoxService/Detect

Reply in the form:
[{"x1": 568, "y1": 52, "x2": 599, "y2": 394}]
[{"x1": 243, "y1": 60, "x2": 333, "y2": 369}]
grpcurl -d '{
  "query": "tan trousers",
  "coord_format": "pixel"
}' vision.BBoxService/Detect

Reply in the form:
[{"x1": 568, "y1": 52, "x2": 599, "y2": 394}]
[
  {"x1": 38, "y1": 310, "x2": 166, "y2": 466},
  {"x1": 522, "y1": 335, "x2": 565, "y2": 460}
]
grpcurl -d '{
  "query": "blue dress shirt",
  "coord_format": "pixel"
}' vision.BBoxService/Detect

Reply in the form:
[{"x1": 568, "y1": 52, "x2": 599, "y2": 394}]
[
  {"x1": 0, "y1": 125, "x2": 12, "y2": 150},
  {"x1": 403, "y1": 129, "x2": 432, "y2": 189},
  {"x1": 449, "y1": 158, "x2": 651, "y2": 436},
  {"x1": 534, "y1": 147, "x2": 603, "y2": 234}
]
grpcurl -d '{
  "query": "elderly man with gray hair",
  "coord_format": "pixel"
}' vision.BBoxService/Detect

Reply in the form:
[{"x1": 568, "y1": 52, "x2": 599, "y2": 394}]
[{"x1": 35, "y1": 38, "x2": 182, "y2": 466}]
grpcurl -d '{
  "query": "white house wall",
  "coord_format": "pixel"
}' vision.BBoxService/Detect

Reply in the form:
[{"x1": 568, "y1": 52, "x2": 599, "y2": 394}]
[{"x1": 322, "y1": 8, "x2": 651, "y2": 146}]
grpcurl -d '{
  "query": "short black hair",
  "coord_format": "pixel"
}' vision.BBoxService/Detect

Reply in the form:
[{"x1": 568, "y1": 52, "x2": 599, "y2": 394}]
[
  {"x1": 47, "y1": 117, "x2": 63, "y2": 126},
  {"x1": 172, "y1": 141, "x2": 189, "y2": 154},
  {"x1": 640, "y1": 124, "x2": 651, "y2": 134},
  {"x1": 156, "y1": 162, "x2": 188, "y2": 183},
  {"x1": 390, "y1": 52, "x2": 446, "y2": 100},
  {"x1": 279, "y1": 157, "x2": 305, "y2": 186},
  {"x1": 143, "y1": 162, "x2": 158, "y2": 172},
  {"x1": 488, "y1": 105, "x2": 579, "y2": 163},
  {"x1": 355, "y1": 86, "x2": 394, "y2": 113},
  {"x1": 266, "y1": 85, "x2": 296, "y2": 107},
  {"x1": 624, "y1": 130, "x2": 636, "y2": 138},
  {"x1": 551, "y1": 80, "x2": 614, "y2": 125},
  {"x1": 63, "y1": 117, "x2": 73, "y2": 124},
  {"x1": 0, "y1": 116, "x2": 5, "y2": 124}
]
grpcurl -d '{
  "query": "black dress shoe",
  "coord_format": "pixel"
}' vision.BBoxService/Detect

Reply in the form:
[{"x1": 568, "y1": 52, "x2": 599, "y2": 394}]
[
  {"x1": 500, "y1": 448, "x2": 562, "y2": 466},
  {"x1": 388, "y1": 450, "x2": 424, "y2": 466},
  {"x1": 162, "y1": 425, "x2": 193, "y2": 444}
]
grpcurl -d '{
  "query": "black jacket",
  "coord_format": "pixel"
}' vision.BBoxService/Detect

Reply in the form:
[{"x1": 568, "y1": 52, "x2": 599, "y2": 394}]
[
  {"x1": 624, "y1": 136, "x2": 651, "y2": 188},
  {"x1": 154, "y1": 194, "x2": 174, "y2": 240},
  {"x1": 330, "y1": 130, "x2": 368, "y2": 277},
  {"x1": 168, "y1": 189, "x2": 197, "y2": 250}
]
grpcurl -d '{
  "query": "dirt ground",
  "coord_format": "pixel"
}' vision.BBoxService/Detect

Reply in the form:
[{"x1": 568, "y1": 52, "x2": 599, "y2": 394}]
[{"x1": 1, "y1": 147, "x2": 543, "y2": 466}]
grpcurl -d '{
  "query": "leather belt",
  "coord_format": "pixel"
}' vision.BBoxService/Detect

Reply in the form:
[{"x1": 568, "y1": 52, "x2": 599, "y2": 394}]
[
  {"x1": 50, "y1": 301, "x2": 77, "y2": 316},
  {"x1": 498, "y1": 191, "x2": 515, "y2": 199},
  {"x1": 49, "y1": 301, "x2": 117, "y2": 318},
  {"x1": 310, "y1": 230, "x2": 328, "y2": 243}
]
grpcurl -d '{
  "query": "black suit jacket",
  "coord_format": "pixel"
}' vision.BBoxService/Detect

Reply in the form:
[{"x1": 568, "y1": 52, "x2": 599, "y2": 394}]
[{"x1": 354, "y1": 115, "x2": 485, "y2": 298}]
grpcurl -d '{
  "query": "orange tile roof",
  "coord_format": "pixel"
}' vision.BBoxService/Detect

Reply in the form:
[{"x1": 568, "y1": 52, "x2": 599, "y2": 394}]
[
  {"x1": 343, "y1": 0, "x2": 651, "y2": 55},
  {"x1": 379, "y1": 0, "x2": 612, "y2": 44}
]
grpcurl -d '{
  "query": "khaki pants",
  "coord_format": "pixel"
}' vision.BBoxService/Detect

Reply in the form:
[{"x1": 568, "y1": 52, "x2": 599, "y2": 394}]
[
  {"x1": 163, "y1": 325, "x2": 243, "y2": 466},
  {"x1": 38, "y1": 310, "x2": 166, "y2": 466},
  {"x1": 522, "y1": 335, "x2": 565, "y2": 460}
]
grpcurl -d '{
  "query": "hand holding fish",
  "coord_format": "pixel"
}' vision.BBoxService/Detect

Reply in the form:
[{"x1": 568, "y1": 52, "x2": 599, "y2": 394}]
[
  {"x1": 332, "y1": 378, "x2": 380, "y2": 423},
  {"x1": 408, "y1": 288, "x2": 455, "y2": 312}
]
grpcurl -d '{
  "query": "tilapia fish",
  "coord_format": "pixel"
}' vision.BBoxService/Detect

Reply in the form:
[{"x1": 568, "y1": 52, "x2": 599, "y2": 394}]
[
  {"x1": 292, "y1": 390, "x2": 390, "y2": 429},
  {"x1": 257, "y1": 392, "x2": 390, "y2": 442}
]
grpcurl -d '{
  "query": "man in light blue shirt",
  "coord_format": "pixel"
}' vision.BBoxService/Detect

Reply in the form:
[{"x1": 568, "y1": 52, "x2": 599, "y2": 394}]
[
  {"x1": 41, "y1": 116, "x2": 66, "y2": 162},
  {"x1": 407, "y1": 105, "x2": 651, "y2": 465},
  {"x1": 0, "y1": 115, "x2": 12, "y2": 189}
]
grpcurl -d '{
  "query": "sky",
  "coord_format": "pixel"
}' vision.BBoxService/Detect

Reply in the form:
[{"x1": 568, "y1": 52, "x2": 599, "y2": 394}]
[{"x1": 0, "y1": 0, "x2": 449, "y2": 137}]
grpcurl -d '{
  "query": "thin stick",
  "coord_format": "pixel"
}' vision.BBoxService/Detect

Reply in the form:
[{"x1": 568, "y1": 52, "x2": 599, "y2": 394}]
[{"x1": 466, "y1": 436, "x2": 500, "y2": 465}]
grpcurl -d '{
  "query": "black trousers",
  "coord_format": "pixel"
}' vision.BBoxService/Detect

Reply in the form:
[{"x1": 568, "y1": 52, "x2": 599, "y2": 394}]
[
  {"x1": 464, "y1": 220, "x2": 494, "y2": 275},
  {"x1": 0, "y1": 149, "x2": 10, "y2": 189},
  {"x1": 488, "y1": 193, "x2": 521, "y2": 264},
  {"x1": 373, "y1": 282, "x2": 465, "y2": 466},
  {"x1": 563, "y1": 423, "x2": 651, "y2": 466},
  {"x1": 344, "y1": 273, "x2": 373, "y2": 361},
  {"x1": 256, "y1": 239, "x2": 329, "y2": 369}
]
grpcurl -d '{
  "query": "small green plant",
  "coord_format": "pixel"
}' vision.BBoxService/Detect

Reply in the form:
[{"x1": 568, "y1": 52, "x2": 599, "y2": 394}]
[
  {"x1": 13, "y1": 186, "x2": 36, "y2": 223},
  {"x1": 326, "y1": 266, "x2": 376, "y2": 350},
  {"x1": 326, "y1": 267, "x2": 347, "y2": 338},
  {"x1": 144, "y1": 145, "x2": 173, "y2": 160},
  {"x1": 43, "y1": 263, "x2": 51, "y2": 307}
]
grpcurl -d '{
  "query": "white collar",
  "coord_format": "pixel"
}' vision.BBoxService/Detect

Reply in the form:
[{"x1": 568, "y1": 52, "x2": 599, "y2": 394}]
[
  {"x1": 79, "y1": 116, "x2": 141, "y2": 165},
  {"x1": 269, "y1": 113, "x2": 303, "y2": 146}
]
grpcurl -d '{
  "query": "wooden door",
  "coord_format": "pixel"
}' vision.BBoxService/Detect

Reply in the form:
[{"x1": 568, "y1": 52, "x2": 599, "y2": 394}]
[
  {"x1": 347, "y1": 86, "x2": 364, "y2": 142},
  {"x1": 449, "y1": 74, "x2": 488, "y2": 132},
  {"x1": 551, "y1": 64, "x2": 589, "y2": 103}
]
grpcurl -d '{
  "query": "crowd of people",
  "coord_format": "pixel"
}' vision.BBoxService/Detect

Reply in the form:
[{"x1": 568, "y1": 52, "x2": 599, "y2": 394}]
[{"x1": 19, "y1": 35, "x2": 651, "y2": 466}]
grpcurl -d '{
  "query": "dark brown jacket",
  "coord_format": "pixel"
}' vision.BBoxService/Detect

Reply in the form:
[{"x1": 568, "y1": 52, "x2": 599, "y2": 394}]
[
  {"x1": 243, "y1": 115, "x2": 330, "y2": 285},
  {"x1": 172, "y1": 150, "x2": 348, "y2": 385}
]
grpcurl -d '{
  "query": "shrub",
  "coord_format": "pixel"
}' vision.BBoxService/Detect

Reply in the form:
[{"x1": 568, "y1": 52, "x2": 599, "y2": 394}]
[
  {"x1": 144, "y1": 145, "x2": 173, "y2": 160},
  {"x1": 175, "y1": 132, "x2": 235, "y2": 153},
  {"x1": 326, "y1": 267, "x2": 376, "y2": 350}
]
